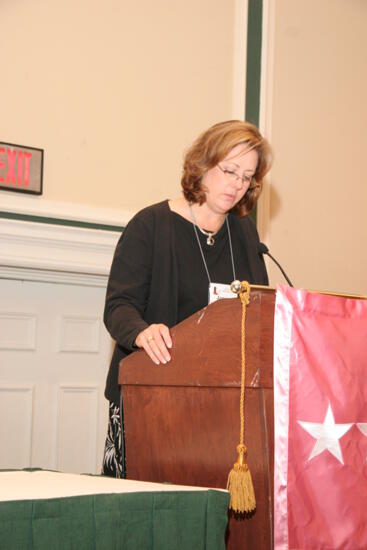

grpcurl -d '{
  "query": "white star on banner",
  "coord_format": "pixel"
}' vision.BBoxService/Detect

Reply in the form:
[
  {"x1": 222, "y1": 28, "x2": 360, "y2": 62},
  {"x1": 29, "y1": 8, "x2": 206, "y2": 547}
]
[{"x1": 298, "y1": 404, "x2": 353, "y2": 464}]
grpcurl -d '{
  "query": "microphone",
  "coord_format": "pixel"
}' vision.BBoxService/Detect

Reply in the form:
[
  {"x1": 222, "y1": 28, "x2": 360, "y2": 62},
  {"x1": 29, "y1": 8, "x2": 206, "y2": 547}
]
[{"x1": 258, "y1": 242, "x2": 294, "y2": 287}]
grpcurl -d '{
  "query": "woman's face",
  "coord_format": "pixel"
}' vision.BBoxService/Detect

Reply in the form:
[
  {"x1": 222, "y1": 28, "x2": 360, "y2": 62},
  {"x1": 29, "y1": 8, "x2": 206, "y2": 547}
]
[{"x1": 201, "y1": 144, "x2": 258, "y2": 215}]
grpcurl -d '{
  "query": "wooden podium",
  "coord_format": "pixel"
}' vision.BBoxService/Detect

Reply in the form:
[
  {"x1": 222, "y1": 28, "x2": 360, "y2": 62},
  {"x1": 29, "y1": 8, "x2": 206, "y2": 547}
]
[{"x1": 119, "y1": 286, "x2": 275, "y2": 549}]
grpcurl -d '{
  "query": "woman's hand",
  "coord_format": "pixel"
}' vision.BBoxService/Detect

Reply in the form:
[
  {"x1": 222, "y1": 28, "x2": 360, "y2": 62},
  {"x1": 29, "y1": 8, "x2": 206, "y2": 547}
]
[{"x1": 135, "y1": 324, "x2": 172, "y2": 365}]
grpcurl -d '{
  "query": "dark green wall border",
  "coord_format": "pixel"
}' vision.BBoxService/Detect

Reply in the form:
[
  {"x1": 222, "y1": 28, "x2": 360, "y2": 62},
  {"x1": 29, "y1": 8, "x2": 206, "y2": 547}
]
[
  {"x1": 0, "y1": 3, "x2": 263, "y2": 231},
  {"x1": 245, "y1": 0, "x2": 263, "y2": 222},
  {"x1": 0, "y1": 211, "x2": 123, "y2": 232},
  {"x1": 245, "y1": 0, "x2": 263, "y2": 127}
]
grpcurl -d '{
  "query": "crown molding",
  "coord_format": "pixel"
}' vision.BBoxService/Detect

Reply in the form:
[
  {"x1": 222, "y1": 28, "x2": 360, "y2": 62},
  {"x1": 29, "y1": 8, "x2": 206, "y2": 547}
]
[{"x1": 0, "y1": 217, "x2": 120, "y2": 286}]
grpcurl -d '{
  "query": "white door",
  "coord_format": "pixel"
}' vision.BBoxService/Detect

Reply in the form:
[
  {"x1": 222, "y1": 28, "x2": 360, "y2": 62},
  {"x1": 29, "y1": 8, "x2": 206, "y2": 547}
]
[{"x1": 0, "y1": 277, "x2": 113, "y2": 474}]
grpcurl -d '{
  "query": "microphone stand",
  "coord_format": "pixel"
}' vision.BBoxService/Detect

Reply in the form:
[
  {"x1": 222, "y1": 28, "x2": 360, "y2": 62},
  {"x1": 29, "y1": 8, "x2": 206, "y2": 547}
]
[{"x1": 259, "y1": 243, "x2": 294, "y2": 287}]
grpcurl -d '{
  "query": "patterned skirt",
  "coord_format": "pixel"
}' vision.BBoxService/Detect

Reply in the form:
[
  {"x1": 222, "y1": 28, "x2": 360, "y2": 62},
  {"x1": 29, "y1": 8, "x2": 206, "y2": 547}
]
[{"x1": 101, "y1": 400, "x2": 126, "y2": 478}]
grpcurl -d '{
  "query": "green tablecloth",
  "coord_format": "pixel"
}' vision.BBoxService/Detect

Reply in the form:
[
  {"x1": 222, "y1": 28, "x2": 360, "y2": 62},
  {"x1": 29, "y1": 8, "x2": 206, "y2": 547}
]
[{"x1": 0, "y1": 471, "x2": 229, "y2": 550}]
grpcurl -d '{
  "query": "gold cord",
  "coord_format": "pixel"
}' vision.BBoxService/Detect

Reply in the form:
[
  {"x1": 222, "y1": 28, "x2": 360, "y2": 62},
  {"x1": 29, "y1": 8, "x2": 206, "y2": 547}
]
[
  {"x1": 239, "y1": 282, "x2": 250, "y2": 446},
  {"x1": 226, "y1": 280, "x2": 256, "y2": 513}
]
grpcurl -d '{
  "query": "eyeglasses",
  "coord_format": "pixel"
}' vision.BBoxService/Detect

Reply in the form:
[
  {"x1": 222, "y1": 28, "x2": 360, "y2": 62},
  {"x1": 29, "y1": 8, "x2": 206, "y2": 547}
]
[{"x1": 217, "y1": 164, "x2": 258, "y2": 190}]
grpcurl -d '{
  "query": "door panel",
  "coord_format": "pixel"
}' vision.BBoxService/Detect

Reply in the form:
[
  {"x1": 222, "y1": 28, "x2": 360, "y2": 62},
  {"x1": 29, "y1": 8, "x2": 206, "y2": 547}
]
[{"x1": 0, "y1": 278, "x2": 113, "y2": 474}]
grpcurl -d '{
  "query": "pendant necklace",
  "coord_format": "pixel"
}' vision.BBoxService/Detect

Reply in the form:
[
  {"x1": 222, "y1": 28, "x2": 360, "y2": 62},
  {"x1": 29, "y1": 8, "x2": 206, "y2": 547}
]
[
  {"x1": 188, "y1": 203, "x2": 218, "y2": 246},
  {"x1": 189, "y1": 203, "x2": 237, "y2": 286}
]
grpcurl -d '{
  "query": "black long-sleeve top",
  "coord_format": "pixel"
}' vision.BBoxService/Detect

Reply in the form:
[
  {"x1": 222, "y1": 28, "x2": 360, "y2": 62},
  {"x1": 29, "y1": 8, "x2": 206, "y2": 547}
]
[{"x1": 104, "y1": 200, "x2": 268, "y2": 403}]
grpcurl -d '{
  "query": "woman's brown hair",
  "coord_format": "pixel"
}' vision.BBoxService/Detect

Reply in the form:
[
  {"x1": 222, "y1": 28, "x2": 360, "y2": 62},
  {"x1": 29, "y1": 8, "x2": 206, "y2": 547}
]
[{"x1": 181, "y1": 120, "x2": 272, "y2": 215}]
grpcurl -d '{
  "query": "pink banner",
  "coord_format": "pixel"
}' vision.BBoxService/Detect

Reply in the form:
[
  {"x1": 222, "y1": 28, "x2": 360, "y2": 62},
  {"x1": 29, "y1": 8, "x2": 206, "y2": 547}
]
[{"x1": 274, "y1": 285, "x2": 367, "y2": 549}]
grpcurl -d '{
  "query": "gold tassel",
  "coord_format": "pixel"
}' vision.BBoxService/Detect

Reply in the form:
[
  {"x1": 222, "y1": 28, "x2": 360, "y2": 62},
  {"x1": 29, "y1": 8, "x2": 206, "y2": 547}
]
[
  {"x1": 227, "y1": 444, "x2": 256, "y2": 513},
  {"x1": 227, "y1": 281, "x2": 256, "y2": 514}
]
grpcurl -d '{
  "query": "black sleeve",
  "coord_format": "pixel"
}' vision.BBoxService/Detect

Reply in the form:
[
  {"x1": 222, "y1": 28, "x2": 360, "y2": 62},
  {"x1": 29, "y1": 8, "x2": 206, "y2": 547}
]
[{"x1": 103, "y1": 213, "x2": 153, "y2": 351}]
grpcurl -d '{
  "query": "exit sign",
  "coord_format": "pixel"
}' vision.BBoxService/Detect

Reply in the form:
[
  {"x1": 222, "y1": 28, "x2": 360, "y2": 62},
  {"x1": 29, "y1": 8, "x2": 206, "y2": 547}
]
[{"x1": 0, "y1": 142, "x2": 43, "y2": 195}]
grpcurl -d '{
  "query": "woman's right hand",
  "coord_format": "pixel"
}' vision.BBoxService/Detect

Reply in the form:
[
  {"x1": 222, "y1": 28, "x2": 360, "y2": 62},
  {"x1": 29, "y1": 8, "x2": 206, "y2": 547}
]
[{"x1": 135, "y1": 323, "x2": 172, "y2": 365}]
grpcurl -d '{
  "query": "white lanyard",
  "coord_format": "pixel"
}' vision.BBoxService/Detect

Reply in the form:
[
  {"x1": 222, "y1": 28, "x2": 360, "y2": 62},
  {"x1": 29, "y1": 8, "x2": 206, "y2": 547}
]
[{"x1": 191, "y1": 217, "x2": 237, "y2": 303}]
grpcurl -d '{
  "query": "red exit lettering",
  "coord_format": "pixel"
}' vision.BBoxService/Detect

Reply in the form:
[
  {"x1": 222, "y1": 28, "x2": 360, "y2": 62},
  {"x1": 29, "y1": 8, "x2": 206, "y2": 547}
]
[{"x1": 0, "y1": 148, "x2": 32, "y2": 187}]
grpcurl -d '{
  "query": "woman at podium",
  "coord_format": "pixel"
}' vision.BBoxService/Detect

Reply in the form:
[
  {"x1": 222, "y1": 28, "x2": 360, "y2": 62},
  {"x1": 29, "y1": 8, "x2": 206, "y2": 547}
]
[{"x1": 102, "y1": 120, "x2": 272, "y2": 477}]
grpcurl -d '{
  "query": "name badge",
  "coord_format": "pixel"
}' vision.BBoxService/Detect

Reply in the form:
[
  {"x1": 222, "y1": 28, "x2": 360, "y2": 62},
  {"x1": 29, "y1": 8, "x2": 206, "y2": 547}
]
[{"x1": 208, "y1": 282, "x2": 237, "y2": 304}]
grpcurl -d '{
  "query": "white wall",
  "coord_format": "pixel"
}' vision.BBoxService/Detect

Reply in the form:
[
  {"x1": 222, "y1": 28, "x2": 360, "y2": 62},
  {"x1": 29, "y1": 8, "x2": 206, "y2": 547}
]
[
  {"x1": 0, "y1": 0, "x2": 240, "y2": 219},
  {"x1": 259, "y1": 0, "x2": 367, "y2": 296}
]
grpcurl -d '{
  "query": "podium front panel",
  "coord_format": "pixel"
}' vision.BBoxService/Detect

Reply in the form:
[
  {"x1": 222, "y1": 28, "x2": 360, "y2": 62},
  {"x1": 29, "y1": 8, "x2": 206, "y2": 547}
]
[{"x1": 120, "y1": 288, "x2": 275, "y2": 549}]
